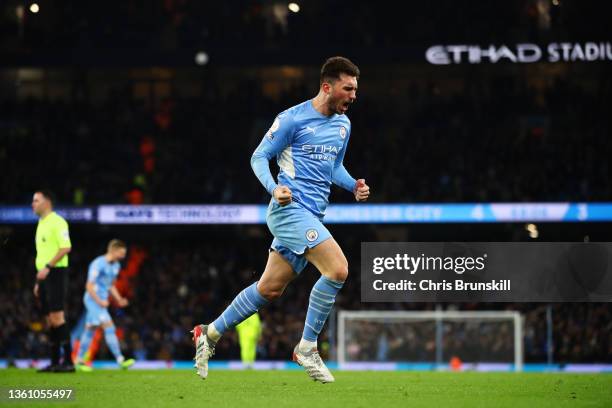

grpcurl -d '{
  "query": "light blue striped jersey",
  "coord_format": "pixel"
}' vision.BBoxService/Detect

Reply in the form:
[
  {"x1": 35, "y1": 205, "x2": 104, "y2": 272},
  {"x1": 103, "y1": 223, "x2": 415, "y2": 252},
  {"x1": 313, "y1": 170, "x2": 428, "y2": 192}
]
[
  {"x1": 84, "y1": 255, "x2": 120, "y2": 302},
  {"x1": 251, "y1": 99, "x2": 356, "y2": 219}
]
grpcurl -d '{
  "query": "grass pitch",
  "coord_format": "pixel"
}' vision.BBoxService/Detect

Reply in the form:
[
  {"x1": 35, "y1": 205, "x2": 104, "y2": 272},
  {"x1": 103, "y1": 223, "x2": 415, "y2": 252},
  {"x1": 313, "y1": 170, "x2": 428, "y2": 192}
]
[{"x1": 1, "y1": 369, "x2": 611, "y2": 407}]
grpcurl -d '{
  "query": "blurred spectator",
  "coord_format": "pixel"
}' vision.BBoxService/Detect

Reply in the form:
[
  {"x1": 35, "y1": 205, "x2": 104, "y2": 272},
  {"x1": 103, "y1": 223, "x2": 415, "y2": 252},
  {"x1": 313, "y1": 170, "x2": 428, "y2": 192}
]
[{"x1": 1, "y1": 70, "x2": 610, "y2": 205}]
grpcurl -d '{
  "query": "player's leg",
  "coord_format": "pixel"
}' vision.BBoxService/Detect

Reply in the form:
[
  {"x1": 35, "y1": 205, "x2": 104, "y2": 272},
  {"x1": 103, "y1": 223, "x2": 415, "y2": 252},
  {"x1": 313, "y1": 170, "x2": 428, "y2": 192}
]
[
  {"x1": 101, "y1": 320, "x2": 134, "y2": 369},
  {"x1": 77, "y1": 325, "x2": 96, "y2": 363},
  {"x1": 76, "y1": 323, "x2": 96, "y2": 372},
  {"x1": 293, "y1": 237, "x2": 348, "y2": 383},
  {"x1": 192, "y1": 250, "x2": 294, "y2": 379},
  {"x1": 209, "y1": 250, "x2": 294, "y2": 341},
  {"x1": 76, "y1": 298, "x2": 101, "y2": 371},
  {"x1": 70, "y1": 312, "x2": 86, "y2": 364},
  {"x1": 302, "y1": 238, "x2": 348, "y2": 344}
]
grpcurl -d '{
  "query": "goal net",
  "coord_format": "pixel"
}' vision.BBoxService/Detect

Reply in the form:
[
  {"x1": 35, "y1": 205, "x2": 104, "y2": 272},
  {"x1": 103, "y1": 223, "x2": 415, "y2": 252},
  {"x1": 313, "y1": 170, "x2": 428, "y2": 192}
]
[{"x1": 337, "y1": 310, "x2": 523, "y2": 371}]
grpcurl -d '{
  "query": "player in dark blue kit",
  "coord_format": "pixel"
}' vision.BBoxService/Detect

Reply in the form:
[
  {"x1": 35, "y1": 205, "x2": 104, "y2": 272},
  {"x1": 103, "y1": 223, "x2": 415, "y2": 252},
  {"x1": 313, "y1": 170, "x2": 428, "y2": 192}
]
[{"x1": 193, "y1": 57, "x2": 370, "y2": 383}]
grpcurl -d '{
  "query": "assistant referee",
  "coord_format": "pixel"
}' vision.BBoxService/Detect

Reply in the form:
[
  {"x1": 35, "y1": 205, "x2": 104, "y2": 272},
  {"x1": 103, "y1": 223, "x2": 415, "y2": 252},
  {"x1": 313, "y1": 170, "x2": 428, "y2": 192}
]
[{"x1": 32, "y1": 190, "x2": 74, "y2": 372}]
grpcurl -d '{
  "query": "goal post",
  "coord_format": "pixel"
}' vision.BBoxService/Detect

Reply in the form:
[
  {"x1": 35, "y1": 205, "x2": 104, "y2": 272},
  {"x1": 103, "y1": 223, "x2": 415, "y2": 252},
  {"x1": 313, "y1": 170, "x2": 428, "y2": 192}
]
[{"x1": 337, "y1": 310, "x2": 523, "y2": 371}]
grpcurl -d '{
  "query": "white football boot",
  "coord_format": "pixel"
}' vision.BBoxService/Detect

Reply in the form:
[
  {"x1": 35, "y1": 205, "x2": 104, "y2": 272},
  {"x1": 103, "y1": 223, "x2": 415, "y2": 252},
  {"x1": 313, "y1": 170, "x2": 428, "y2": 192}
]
[
  {"x1": 191, "y1": 324, "x2": 216, "y2": 379},
  {"x1": 292, "y1": 345, "x2": 335, "y2": 383}
]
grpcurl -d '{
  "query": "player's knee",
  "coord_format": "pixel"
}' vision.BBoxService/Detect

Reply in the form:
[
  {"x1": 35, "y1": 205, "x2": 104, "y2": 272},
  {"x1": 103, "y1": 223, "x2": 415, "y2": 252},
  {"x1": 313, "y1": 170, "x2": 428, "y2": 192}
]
[
  {"x1": 257, "y1": 282, "x2": 284, "y2": 301},
  {"x1": 328, "y1": 261, "x2": 349, "y2": 282},
  {"x1": 261, "y1": 287, "x2": 284, "y2": 301}
]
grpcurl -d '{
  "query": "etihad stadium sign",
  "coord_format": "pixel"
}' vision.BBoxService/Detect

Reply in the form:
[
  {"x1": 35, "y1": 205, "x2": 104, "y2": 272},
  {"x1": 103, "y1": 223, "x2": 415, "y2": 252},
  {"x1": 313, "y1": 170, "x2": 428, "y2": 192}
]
[{"x1": 426, "y1": 42, "x2": 612, "y2": 64}]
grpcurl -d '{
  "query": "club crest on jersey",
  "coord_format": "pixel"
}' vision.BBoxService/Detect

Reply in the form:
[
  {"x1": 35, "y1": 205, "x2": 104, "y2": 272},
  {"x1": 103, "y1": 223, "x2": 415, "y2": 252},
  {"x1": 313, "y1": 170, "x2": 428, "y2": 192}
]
[
  {"x1": 339, "y1": 126, "x2": 346, "y2": 139},
  {"x1": 267, "y1": 117, "x2": 280, "y2": 140},
  {"x1": 306, "y1": 229, "x2": 319, "y2": 242}
]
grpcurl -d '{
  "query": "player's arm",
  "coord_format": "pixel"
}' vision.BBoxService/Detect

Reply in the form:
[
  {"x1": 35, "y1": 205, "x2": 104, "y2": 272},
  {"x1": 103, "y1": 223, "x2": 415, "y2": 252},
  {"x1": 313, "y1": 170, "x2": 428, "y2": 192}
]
[
  {"x1": 331, "y1": 126, "x2": 370, "y2": 202},
  {"x1": 36, "y1": 219, "x2": 72, "y2": 281},
  {"x1": 86, "y1": 281, "x2": 108, "y2": 307},
  {"x1": 110, "y1": 285, "x2": 129, "y2": 307},
  {"x1": 250, "y1": 114, "x2": 295, "y2": 206},
  {"x1": 85, "y1": 263, "x2": 108, "y2": 307}
]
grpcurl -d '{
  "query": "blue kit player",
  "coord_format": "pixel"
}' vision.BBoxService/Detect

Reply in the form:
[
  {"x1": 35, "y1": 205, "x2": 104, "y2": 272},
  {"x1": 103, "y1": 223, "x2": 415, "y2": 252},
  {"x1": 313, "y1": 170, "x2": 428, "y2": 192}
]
[
  {"x1": 193, "y1": 56, "x2": 370, "y2": 383},
  {"x1": 76, "y1": 239, "x2": 135, "y2": 371}
]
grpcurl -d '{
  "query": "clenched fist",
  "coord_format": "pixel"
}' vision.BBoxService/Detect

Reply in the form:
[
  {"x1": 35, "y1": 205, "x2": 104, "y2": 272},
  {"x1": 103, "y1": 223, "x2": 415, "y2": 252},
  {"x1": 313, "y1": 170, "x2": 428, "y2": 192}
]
[
  {"x1": 273, "y1": 185, "x2": 293, "y2": 206},
  {"x1": 354, "y1": 179, "x2": 370, "y2": 202}
]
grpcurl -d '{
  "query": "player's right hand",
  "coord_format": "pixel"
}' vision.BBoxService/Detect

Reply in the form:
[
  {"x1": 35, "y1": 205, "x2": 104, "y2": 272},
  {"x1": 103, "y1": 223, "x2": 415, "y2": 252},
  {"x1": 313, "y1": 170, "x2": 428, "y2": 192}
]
[
  {"x1": 98, "y1": 300, "x2": 110, "y2": 307},
  {"x1": 273, "y1": 185, "x2": 292, "y2": 206},
  {"x1": 33, "y1": 283, "x2": 39, "y2": 298}
]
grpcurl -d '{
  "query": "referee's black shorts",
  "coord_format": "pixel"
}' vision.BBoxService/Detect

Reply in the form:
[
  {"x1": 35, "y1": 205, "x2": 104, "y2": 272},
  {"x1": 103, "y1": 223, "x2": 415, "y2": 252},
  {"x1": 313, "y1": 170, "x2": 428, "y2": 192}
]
[{"x1": 39, "y1": 267, "x2": 69, "y2": 314}]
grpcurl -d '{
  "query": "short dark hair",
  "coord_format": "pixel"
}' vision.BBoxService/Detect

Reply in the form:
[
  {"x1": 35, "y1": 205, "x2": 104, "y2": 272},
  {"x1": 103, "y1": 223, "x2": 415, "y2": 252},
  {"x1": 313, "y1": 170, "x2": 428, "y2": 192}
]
[
  {"x1": 36, "y1": 189, "x2": 56, "y2": 205},
  {"x1": 320, "y1": 56, "x2": 360, "y2": 85}
]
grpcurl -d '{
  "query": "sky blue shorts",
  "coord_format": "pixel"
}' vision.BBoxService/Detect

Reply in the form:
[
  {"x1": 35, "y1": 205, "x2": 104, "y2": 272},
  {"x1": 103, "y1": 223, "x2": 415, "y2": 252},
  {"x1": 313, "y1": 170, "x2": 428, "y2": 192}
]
[
  {"x1": 84, "y1": 296, "x2": 112, "y2": 326},
  {"x1": 266, "y1": 200, "x2": 332, "y2": 273}
]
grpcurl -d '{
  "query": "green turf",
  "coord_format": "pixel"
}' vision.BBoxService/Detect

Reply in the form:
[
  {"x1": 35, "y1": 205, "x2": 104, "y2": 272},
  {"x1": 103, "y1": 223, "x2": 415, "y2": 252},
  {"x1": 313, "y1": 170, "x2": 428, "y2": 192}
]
[{"x1": 1, "y1": 369, "x2": 611, "y2": 408}]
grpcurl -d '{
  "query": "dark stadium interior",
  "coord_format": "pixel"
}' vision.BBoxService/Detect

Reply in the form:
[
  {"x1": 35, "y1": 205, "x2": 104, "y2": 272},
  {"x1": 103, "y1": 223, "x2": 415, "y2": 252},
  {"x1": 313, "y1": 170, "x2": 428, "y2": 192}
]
[
  {"x1": 1, "y1": 64, "x2": 610, "y2": 205},
  {"x1": 1, "y1": 0, "x2": 611, "y2": 367},
  {"x1": 1, "y1": 1, "x2": 610, "y2": 52}
]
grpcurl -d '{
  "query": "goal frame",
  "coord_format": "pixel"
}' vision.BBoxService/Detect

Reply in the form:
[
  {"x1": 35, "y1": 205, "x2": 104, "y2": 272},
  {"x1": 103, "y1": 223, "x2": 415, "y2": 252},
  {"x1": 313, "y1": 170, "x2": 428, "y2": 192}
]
[{"x1": 337, "y1": 310, "x2": 523, "y2": 371}]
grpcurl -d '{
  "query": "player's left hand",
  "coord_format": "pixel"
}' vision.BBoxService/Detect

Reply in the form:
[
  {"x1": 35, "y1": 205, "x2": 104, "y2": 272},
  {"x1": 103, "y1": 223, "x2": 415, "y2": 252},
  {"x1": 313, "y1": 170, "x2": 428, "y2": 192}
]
[
  {"x1": 117, "y1": 297, "x2": 129, "y2": 307},
  {"x1": 36, "y1": 267, "x2": 50, "y2": 281},
  {"x1": 354, "y1": 179, "x2": 370, "y2": 202}
]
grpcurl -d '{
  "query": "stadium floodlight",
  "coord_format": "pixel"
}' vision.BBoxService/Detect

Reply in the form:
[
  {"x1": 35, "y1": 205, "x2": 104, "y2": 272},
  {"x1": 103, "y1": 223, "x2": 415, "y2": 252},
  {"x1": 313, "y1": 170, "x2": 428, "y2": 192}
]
[
  {"x1": 195, "y1": 51, "x2": 209, "y2": 66},
  {"x1": 338, "y1": 310, "x2": 524, "y2": 371}
]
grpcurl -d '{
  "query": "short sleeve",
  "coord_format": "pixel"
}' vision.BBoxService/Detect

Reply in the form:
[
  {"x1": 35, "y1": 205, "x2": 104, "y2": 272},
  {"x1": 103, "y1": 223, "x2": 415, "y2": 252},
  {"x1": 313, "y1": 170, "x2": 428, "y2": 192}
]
[
  {"x1": 55, "y1": 218, "x2": 72, "y2": 248},
  {"x1": 87, "y1": 260, "x2": 99, "y2": 283}
]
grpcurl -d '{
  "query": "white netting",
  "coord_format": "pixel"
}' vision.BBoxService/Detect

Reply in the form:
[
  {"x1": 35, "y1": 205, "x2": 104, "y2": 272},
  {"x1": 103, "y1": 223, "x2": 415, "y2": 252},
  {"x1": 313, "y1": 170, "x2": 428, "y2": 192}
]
[{"x1": 338, "y1": 310, "x2": 523, "y2": 371}]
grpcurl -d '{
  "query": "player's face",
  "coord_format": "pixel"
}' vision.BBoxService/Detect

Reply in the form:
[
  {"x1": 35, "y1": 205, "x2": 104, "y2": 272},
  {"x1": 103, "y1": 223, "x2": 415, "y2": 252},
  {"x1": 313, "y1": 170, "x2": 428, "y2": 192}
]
[
  {"x1": 31, "y1": 193, "x2": 49, "y2": 216},
  {"x1": 327, "y1": 73, "x2": 358, "y2": 115},
  {"x1": 111, "y1": 247, "x2": 127, "y2": 261}
]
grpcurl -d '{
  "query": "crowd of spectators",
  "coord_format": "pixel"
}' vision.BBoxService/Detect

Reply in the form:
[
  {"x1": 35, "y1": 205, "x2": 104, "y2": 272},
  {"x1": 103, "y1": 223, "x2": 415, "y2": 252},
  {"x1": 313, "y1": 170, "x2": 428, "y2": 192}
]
[
  {"x1": 1, "y1": 66, "x2": 610, "y2": 205},
  {"x1": 1, "y1": 227, "x2": 610, "y2": 363}
]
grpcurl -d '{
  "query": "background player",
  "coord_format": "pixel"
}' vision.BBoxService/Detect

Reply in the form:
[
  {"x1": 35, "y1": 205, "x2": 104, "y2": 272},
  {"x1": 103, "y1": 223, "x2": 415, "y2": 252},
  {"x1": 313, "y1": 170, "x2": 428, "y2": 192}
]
[
  {"x1": 75, "y1": 239, "x2": 135, "y2": 371},
  {"x1": 32, "y1": 190, "x2": 74, "y2": 373},
  {"x1": 193, "y1": 56, "x2": 370, "y2": 383}
]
